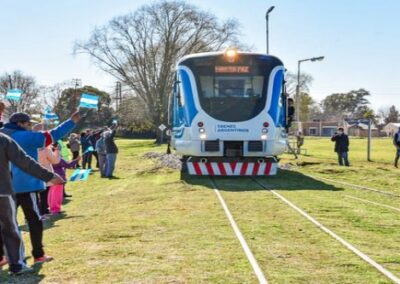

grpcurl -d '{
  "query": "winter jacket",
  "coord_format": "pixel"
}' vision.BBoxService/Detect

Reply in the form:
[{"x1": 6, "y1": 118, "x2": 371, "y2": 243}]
[
  {"x1": 95, "y1": 137, "x2": 107, "y2": 155},
  {"x1": 38, "y1": 147, "x2": 61, "y2": 186},
  {"x1": 38, "y1": 147, "x2": 60, "y2": 173},
  {"x1": 68, "y1": 136, "x2": 80, "y2": 152},
  {"x1": 0, "y1": 119, "x2": 75, "y2": 193},
  {"x1": 104, "y1": 130, "x2": 118, "y2": 154},
  {"x1": 0, "y1": 133, "x2": 54, "y2": 196},
  {"x1": 331, "y1": 133, "x2": 349, "y2": 153},
  {"x1": 80, "y1": 135, "x2": 93, "y2": 152},
  {"x1": 53, "y1": 159, "x2": 79, "y2": 181},
  {"x1": 394, "y1": 132, "x2": 400, "y2": 148}
]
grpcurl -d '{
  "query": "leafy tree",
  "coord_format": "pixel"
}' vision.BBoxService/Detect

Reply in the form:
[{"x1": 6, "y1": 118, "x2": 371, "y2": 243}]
[
  {"x1": 321, "y1": 88, "x2": 371, "y2": 120},
  {"x1": 74, "y1": 0, "x2": 243, "y2": 134},
  {"x1": 297, "y1": 92, "x2": 320, "y2": 122},
  {"x1": 0, "y1": 71, "x2": 41, "y2": 115},
  {"x1": 383, "y1": 105, "x2": 399, "y2": 124},
  {"x1": 54, "y1": 85, "x2": 114, "y2": 130}
]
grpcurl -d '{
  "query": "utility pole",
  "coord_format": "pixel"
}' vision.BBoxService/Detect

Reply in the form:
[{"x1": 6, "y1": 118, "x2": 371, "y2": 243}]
[
  {"x1": 296, "y1": 56, "x2": 324, "y2": 131},
  {"x1": 8, "y1": 75, "x2": 13, "y2": 89},
  {"x1": 72, "y1": 78, "x2": 82, "y2": 98},
  {"x1": 115, "y1": 81, "x2": 122, "y2": 111},
  {"x1": 265, "y1": 6, "x2": 275, "y2": 54}
]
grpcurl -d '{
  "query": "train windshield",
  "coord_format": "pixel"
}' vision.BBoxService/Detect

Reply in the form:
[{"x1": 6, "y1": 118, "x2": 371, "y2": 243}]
[{"x1": 183, "y1": 54, "x2": 278, "y2": 122}]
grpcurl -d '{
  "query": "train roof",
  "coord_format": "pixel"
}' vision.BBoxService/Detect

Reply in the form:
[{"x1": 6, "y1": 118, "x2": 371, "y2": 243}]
[{"x1": 177, "y1": 51, "x2": 283, "y2": 66}]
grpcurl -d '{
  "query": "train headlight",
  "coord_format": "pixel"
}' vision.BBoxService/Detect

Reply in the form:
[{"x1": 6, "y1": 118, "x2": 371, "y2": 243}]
[
  {"x1": 262, "y1": 128, "x2": 268, "y2": 133},
  {"x1": 224, "y1": 48, "x2": 238, "y2": 62},
  {"x1": 200, "y1": 133, "x2": 207, "y2": 140},
  {"x1": 199, "y1": 128, "x2": 205, "y2": 133},
  {"x1": 261, "y1": 134, "x2": 268, "y2": 140}
]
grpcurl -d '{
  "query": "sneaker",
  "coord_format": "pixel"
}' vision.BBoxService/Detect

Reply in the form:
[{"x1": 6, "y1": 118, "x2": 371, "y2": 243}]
[
  {"x1": 34, "y1": 255, "x2": 54, "y2": 264},
  {"x1": 41, "y1": 214, "x2": 50, "y2": 221},
  {"x1": 10, "y1": 264, "x2": 34, "y2": 276},
  {"x1": 0, "y1": 256, "x2": 8, "y2": 267}
]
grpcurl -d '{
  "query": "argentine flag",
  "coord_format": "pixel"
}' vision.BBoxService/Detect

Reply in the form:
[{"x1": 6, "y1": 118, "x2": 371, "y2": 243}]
[
  {"x1": 6, "y1": 89, "x2": 23, "y2": 101},
  {"x1": 70, "y1": 169, "x2": 92, "y2": 182},
  {"x1": 80, "y1": 93, "x2": 99, "y2": 109},
  {"x1": 83, "y1": 146, "x2": 94, "y2": 155},
  {"x1": 43, "y1": 113, "x2": 59, "y2": 120}
]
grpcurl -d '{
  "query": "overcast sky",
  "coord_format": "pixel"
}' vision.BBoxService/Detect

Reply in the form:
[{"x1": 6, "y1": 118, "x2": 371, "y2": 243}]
[{"x1": 1, "y1": 0, "x2": 399, "y2": 110}]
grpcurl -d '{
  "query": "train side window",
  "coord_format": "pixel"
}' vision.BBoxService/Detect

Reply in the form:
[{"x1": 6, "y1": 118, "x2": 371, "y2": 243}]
[{"x1": 176, "y1": 73, "x2": 185, "y2": 107}]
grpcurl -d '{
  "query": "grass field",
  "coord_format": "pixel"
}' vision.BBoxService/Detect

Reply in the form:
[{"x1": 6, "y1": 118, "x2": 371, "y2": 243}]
[{"x1": 0, "y1": 137, "x2": 399, "y2": 283}]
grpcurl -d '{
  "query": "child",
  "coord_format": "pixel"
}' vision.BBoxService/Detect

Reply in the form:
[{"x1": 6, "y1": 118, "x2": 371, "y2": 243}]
[{"x1": 48, "y1": 143, "x2": 80, "y2": 214}]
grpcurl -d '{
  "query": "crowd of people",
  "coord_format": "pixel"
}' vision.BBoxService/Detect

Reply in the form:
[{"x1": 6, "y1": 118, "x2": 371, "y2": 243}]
[{"x1": 0, "y1": 101, "x2": 118, "y2": 276}]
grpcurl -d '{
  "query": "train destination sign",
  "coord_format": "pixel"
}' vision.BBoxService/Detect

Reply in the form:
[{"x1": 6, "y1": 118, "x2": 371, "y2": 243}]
[{"x1": 215, "y1": 66, "x2": 250, "y2": 73}]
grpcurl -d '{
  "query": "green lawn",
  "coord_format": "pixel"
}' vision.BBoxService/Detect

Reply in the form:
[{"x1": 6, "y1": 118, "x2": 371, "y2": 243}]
[{"x1": 1, "y1": 138, "x2": 398, "y2": 283}]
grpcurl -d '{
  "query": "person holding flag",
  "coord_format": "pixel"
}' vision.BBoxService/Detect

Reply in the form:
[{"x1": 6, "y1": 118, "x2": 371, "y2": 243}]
[
  {"x1": 0, "y1": 109, "x2": 81, "y2": 264},
  {"x1": 0, "y1": 132, "x2": 65, "y2": 275}
]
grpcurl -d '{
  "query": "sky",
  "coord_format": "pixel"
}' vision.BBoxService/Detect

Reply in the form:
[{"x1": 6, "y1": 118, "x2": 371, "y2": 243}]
[{"x1": 1, "y1": 0, "x2": 400, "y2": 111}]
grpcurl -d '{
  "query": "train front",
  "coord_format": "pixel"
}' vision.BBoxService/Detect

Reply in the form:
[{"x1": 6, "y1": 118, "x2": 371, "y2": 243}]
[{"x1": 170, "y1": 50, "x2": 287, "y2": 176}]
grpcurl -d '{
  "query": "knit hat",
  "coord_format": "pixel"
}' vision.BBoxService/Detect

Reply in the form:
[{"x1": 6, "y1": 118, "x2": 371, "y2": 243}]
[{"x1": 9, "y1": 112, "x2": 31, "y2": 123}]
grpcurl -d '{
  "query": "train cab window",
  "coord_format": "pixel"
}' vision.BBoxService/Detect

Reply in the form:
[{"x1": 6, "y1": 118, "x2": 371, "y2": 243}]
[{"x1": 176, "y1": 74, "x2": 185, "y2": 106}]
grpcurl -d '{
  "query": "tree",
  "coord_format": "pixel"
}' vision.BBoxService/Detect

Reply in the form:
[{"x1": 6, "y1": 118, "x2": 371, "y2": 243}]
[
  {"x1": 321, "y1": 88, "x2": 371, "y2": 120},
  {"x1": 297, "y1": 92, "x2": 320, "y2": 122},
  {"x1": 381, "y1": 105, "x2": 399, "y2": 124},
  {"x1": 116, "y1": 96, "x2": 153, "y2": 130},
  {"x1": 54, "y1": 85, "x2": 114, "y2": 130},
  {"x1": 0, "y1": 71, "x2": 41, "y2": 116},
  {"x1": 74, "y1": 0, "x2": 243, "y2": 134},
  {"x1": 353, "y1": 105, "x2": 379, "y2": 125},
  {"x1": 285, "y1": 71, "x2": 313, "y2": 96}
]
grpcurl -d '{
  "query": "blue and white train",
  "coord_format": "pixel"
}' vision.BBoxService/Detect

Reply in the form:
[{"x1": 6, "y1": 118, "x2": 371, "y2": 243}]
[{"x1": 169, "y1": 49, "x2": 288, "y2": 176}]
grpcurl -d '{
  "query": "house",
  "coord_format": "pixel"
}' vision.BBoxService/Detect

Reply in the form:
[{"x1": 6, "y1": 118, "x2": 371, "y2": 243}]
[
  {"x1": 382, "y1": 122, "x2": 400, "y2": 137},
  {"x1": 302, "y1": 121, "x2": 342, "y2": 137},
  {"x1": 347, "y1": 122, "x2": 379, "y2": 137}
]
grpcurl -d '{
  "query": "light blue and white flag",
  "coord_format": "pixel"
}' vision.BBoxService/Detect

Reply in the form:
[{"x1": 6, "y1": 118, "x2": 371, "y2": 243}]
[
  {"x1": 83, "y1": 146, "x2": 94, "y2": 155},
  {"x1": 70, "y1": 169, "x2": 91, "y2": 182},
  {"x1": 79, "y1": 93, "x2": 98, "y2": 109},
  {"x1": 43, "y1": 113, "x2": 59, "y2": 120},
  {"x1": 6, "y1": 89, "x2": 23, "y2": 101}
]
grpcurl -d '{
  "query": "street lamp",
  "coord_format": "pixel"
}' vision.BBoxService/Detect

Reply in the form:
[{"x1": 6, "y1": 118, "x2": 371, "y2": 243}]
[
  {"x1": 265, "y1": 6, "x2": 275, "y2": 54},
  {"x1": 296, "y1": 56, "x2": 324, "y2": 127}
]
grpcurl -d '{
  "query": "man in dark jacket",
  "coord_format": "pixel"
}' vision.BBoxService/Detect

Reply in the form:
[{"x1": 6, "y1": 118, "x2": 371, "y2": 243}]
[
  {"x1": 393, "y1": 127, "x2": 400, "y2": 168},
  {"x1": 0, "y1": 133, "x2": 64, "y2": 275},
  {"x1": 331, "y1": 127, "x2": 350, "y2": 166},
  {"x1": 103, "y1": 124, "x2": 118, "y2": 178}
]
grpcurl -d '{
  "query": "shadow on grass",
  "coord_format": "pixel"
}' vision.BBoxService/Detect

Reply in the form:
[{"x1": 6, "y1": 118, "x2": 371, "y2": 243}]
[
  {"x1": 19, "y1": 213, "x2": 85, "y2": 232},
  {"x1": 181, "y1": 169, "x2": 341, "y2": 192},
  {"x1": 0, "y1": 263, "x2": 45, "y2": 284}
]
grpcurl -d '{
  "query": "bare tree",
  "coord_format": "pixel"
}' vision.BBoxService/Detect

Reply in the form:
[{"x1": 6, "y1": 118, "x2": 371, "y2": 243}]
[
  {"x1": 0, "y1": 71, "x2": 41, "y2": 116},
  {"x1": 40, "y1": 81, "x2": 72, "y2": 109},
  {"x1": 74, "y1": 0, "x2": 242, "y2": 132},
  {"x1": 285, "y1": 71, "x2": 313, "y2": 97}
]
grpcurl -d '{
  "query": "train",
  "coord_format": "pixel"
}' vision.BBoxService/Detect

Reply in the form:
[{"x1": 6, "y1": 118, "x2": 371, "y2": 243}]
[{"x1": 168, "y1": 49, "x2": 289, "y2": 176}]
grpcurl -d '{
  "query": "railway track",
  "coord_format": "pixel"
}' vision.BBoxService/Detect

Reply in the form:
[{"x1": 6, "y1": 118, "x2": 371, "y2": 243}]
[{"x1": 208, "y1": 176, "x2": 400, "y2": 284}]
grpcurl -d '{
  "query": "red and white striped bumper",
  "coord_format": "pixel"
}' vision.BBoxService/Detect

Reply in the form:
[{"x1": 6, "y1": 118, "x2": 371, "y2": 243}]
[{"x1": 187, "y1": 162, "x2": 278, "y2": 176}]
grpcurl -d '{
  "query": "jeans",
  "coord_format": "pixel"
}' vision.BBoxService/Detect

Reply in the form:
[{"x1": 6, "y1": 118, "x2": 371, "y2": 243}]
[
  {"x1": 82, "y1": 152, "x2": 92, "y2": 169},
  {"x1": 106, "y1": 153, "x2": 117, "y2": 177},
  {"x1": 395, "y1": 149, "x2": 400, "y2": 167},
  {"x1": 98, "y1": 154, "x2": 107, "y2": 176},
  {"x1": 337, "y1": 152, "x2": 350, "y2": 166}
]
